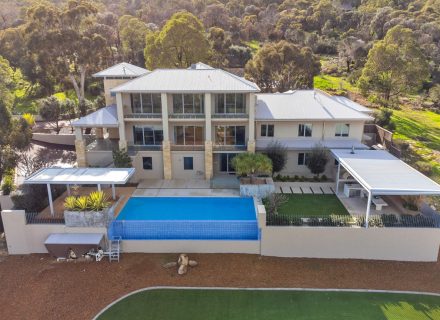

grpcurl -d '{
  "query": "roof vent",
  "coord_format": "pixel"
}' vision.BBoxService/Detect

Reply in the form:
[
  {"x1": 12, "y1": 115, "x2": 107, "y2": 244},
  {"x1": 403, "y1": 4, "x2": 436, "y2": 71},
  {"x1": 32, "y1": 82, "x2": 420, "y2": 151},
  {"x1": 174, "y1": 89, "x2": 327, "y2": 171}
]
[
  {"x1": 122, "y1": 66, "x2": 127, "y2": 75},
  {"x1": 190, "y1": 64, "x2": 197, "y2": 69},
  {"x1": 351, "y1": 145, "x2": 355, "y2": 154}
]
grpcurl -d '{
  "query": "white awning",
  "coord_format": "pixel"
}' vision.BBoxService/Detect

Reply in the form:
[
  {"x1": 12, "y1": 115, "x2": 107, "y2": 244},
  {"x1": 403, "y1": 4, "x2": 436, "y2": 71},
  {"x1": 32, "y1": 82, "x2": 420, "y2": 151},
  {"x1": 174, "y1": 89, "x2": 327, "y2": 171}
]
[
  {"x1": 257, "y1": 139, "x2": 368, "y2": 150},
  {"x1": 24, "y1": 167, "x2": 135, "y2": 185},
  {"x1": 331, "y1": 149, "x2": 440, "y2": 195},
  {"x1": 72, "y1": 105, "x2": 119, "y2": 128}
]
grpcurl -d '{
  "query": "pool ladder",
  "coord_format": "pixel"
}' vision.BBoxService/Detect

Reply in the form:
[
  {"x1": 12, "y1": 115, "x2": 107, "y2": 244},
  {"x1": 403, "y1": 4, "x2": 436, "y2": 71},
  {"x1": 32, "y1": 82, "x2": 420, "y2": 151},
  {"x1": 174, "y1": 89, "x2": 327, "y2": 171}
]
[{"x1": 109, "y1": 236, "x2": 121, "y2": 262}]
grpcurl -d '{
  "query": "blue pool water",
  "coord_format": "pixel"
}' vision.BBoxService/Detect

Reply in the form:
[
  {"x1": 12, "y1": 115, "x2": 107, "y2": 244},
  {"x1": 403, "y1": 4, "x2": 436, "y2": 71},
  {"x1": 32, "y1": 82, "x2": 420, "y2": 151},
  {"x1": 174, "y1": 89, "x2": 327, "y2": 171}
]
[
  {"x1": 109, "y1": 197, "x2": 258, "y2": 240},
  {"x1": 117, "y1": 197, "x2": 256, "y2": 221}
]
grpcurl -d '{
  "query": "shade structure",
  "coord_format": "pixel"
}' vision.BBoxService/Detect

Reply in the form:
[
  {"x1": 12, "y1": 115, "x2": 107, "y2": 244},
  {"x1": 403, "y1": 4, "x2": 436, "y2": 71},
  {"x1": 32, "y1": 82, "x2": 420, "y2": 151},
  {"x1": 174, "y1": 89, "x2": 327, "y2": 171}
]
[
  {"x1": 24, "y1": 167, "x2": 135, "y2": 185},
  {"x1": 331, "y1": 149, "x2": 440, "y2": 196},
  {"x1": 24, "y1": 167, "x2": 135, "y2": 216}
]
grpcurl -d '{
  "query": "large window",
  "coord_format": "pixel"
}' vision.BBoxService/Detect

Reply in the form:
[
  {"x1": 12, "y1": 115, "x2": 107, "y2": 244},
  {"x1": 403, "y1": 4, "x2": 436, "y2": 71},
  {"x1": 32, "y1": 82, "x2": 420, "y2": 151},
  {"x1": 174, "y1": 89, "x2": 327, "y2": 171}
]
[
  {"x1": 133, "y1": 126, "x2": 163, "y2": 145},
  {"x1": 335, "y1": 124, "x2": 350, "y2": 137},
  {"x1": 261, "y1": 124, "x2": 274, "y2": 137},
  {"x1": 172, "y1": 94, "x2": 204, "y2": 114},
  {"x1": 183, "y1": 157, "x2": 193, "y2": 170},
  {"x1": 215, "y1": 126, "x2": 246, "y2": 145},
  {"x1": 214, "y1": 94, "x2": 246, "y2": 114},
  {"x1": 298, "y1": 124, "x2": 313, "y2": 137},
  {"x1": 130, "y1": 93, "x2": 161, "y2": 114},
  {"x1": 298, "y1": 153, "x2": 310, "y2": 166},
  {"x1": 174, "y1": 126, "x2": 204, "y2": 145}
]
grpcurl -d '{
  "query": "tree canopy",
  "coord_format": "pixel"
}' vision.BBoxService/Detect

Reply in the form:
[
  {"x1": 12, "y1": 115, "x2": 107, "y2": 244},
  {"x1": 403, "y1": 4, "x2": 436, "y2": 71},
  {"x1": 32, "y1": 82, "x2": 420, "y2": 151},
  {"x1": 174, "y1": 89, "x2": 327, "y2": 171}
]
[
  {"x1": 144, "y1": 11, "x2": 211, "y2": 69},
  {"x1": 245, "y1": 41, "x2": 321, "y2": 92},
  {"x1": 359, "y1": 25, "x2": 429, "y2": 103}
]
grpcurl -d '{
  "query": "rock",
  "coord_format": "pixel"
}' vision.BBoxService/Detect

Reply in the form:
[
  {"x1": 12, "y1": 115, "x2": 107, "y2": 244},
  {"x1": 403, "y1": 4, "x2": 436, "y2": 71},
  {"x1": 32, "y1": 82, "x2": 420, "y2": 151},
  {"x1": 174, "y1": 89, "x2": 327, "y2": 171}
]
[
  {"x1": 178, "y1": 264, "x2": 187, "y2": 275},
  {"x1": 178, "y1": 254, "x2": 189, "y2": 266},
  {"x1": 163, "y1": 262, "x2": 178, "y2": 268},
  {"x1": 188, "y1": 260, "x2": 198, "y2": 267}
]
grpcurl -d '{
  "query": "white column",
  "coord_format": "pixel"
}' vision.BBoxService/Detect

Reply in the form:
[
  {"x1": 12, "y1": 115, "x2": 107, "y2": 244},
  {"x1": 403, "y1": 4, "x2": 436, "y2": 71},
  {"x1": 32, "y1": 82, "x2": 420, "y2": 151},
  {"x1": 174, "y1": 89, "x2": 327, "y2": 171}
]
[
  {"x1": 161, "y1": 93, "x2": 169, "y2": 141},
  {"x1": 205, "y1": 93, "x2": 212, "y2": 141},
  {"x1": 248, "y1": 93, "x2": 255, "y2": 141},
  {"x1": 111, "y1": 184, "x2": 116, "y2": 200},
  {"x1": 365, "y1": 191, "x2": 372, "y2": 228},
  {"x1": 335, "y1": 162, "x2": 341, "y2": 194},
  {"x1": 47, "y1": 184, "x2": 54, "y2": 217},
  {"x1": 97, "y1": 184, "x2": 101, "y2": 192},
  {"x1": 67, "y1": 184, "x2": 71, "y2": 196},
  {"x1": 116, "y1": 93, "x2": 127, "y2": 150}
]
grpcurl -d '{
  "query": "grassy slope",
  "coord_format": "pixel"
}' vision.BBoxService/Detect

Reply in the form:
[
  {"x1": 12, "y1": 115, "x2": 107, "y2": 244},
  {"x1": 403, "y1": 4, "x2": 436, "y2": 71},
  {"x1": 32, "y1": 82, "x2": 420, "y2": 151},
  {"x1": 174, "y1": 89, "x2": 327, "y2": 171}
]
[
  {"x1": 98, "y1": 289, "x2": 440, "y2": 320},
  {"x1": 278, "y1": 194, "x2": 349, "y2": 216},
  {"x1": 391, "y1": 107, "x2": 440, "y2": 184},
  {"x1": 314, "y1": 74, "x2": 357, "y2": 94}
]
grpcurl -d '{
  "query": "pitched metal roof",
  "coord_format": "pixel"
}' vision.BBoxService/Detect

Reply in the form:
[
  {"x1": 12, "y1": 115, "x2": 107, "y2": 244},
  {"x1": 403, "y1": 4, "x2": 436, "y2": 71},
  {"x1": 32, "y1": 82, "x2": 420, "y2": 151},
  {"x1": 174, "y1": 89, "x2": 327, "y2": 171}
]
[
  {"x1": 111, "y1": 65, "x2": 260, "y2": 93},
  {"x1": 331, "y1": 149, "x2": 440, "y2": 195},
  {"x1": 331, "y1": 96, "x2": 373, "y2": 114},
  {"x1": 93, "y1": 62, "x2": 150, "y2": 78},
  {"x1": 256, "y1": 90, "x2": 373, "y2": 121},
  {"x1": 72, "y1": 105, "x2": 119, "y2": 128}
]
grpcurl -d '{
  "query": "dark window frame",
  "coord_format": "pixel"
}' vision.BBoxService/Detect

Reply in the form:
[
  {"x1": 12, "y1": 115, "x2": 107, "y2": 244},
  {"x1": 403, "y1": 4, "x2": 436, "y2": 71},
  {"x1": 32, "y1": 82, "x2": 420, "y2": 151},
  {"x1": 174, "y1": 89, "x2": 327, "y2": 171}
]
[
  {"x1": 183, "y1": 157, "x2": 194, "y2": 170},
  {"x1": 142, "y1": 157, "x2": 153, "y2": 170}
]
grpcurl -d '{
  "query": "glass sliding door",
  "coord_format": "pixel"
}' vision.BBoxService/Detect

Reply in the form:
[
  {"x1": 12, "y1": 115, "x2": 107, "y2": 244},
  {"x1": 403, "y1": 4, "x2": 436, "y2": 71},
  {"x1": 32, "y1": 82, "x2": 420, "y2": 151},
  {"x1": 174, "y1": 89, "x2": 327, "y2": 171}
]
[
  {"x1": 215, "y1": 126, "x2": 246, "y2": 145},
  {"x1": 220, "y1": 153, "x2": 237, "y2": 173}
]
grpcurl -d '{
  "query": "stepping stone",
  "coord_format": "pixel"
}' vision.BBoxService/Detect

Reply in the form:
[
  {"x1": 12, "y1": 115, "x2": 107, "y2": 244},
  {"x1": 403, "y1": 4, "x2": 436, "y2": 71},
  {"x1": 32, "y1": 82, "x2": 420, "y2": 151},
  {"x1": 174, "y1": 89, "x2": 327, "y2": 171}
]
[
  {"x1": 291, "y1": 186, "x2": 302, "y2": 194},
  {"x1": 301, "y1": 187, "x2": 313, "y2": 194},
  {"x1": 321, "y1": 186, "x2": 334, "y2": 194},
  {"x1": 280, "y1": 186, "x2": 292, "y2": 194},
  {"x1": 310, "y1": 186, "x2": 323, "y2": 194}
]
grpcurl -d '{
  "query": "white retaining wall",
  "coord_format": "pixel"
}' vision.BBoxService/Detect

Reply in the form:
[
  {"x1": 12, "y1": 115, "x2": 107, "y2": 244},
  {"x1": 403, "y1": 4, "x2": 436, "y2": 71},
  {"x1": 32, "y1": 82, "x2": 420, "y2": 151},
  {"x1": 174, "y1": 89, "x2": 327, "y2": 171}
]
[
  {"x1": 260, "y1": 226, "x2": 440, "y2": 262},
  {"x1": 32, "y1": 133, "x2": 94, "y2": 146},
  {"x1": 1, "y1": 210, "x2": 106, "y2": 254}
]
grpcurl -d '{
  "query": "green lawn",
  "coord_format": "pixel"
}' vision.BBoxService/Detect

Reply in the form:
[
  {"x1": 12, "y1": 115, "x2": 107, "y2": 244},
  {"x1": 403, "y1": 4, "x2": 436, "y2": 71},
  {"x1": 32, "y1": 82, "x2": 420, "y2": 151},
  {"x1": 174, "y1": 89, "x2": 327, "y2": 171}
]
[
  {"x1": 97, "y1": 289, "x2": 440, "y2": 320},
  {"x1": 277, "y1": 194, "x2": 349, "y2": 217},
  {"x1": 313, "y1": 75, "x2": 358, "y2": 95},
  {"x1": 391, "y1": 107, "x2": 440, "y2": 185}
]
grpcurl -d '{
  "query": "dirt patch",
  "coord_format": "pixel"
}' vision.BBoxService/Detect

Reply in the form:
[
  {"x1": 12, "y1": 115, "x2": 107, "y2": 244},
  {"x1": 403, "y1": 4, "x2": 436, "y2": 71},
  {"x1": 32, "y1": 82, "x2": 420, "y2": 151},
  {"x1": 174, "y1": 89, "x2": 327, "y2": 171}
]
[{"x1": 0, "y1": 253, "x2": 440, "y2": 320}]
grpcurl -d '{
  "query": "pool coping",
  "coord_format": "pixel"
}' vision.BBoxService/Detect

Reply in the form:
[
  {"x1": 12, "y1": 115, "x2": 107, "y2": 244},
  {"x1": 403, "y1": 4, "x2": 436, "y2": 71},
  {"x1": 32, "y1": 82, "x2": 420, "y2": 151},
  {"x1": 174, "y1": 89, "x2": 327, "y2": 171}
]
[{"x1": 92, "y1": 286, "x2": 440, "y2": 319}]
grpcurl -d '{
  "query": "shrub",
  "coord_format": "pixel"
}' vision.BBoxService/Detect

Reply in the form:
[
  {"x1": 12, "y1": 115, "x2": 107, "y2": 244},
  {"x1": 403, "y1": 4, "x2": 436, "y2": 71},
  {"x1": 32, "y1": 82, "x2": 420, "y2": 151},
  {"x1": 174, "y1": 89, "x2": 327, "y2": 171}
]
[
  {"x1": 307, "y1": 144, "x2": 329, "y2": 177},
  {"x1": 263, "y1": 193, "x2": 288, "y2": 215},
  {"x1": 320, "y1": 175, "x2": 328, "y2": 182},
  {"x1": 264, "y1": 141, "x2": 288, "y2": 175},
  {"x1": 414, "y1": 161, "x2": 433, "y2": 176},
  {"x1": 63, "y1": 191, "x2": 110, "y2": 212},
  {"x1": 113, "y1": 149, "x2": 132, "y2": 168},
  {"x1": 1, "y1": 175, "x2": 15, "y2": 195},
  {"x1": 12, "y1": 184, "x2": 66, "y2": 212}
]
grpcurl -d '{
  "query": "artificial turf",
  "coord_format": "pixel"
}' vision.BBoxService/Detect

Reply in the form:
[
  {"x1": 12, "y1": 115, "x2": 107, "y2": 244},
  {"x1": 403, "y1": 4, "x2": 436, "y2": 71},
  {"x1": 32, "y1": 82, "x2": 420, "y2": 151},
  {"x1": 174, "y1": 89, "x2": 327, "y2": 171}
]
[
  {"x1": 277, "y1": 194, "x2": 349, "y2": 217},
  {"x1": 97, "y1": 289, "x2": 440, "y2": 320}
]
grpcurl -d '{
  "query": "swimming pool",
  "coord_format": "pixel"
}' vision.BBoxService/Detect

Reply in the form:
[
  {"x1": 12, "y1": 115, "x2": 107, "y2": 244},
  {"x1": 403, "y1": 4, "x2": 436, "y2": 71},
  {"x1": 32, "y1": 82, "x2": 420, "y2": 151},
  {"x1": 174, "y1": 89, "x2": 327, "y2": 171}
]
[
  {"x1": 117, "y1": 197, "x2": 256, "y2": 221},
  {"x1": 109, "y1": 197, "x2": 259, "y2": 240}
]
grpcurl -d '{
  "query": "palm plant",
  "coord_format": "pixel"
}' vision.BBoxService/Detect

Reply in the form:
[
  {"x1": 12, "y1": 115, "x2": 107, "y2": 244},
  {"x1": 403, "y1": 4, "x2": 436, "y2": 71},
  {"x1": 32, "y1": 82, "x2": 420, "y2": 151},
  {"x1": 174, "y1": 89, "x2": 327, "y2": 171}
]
[
  {"x1": 64, "y1": 196, "x2": 77, "y2": 211},
  {"x1": 88, "y1": 191, "x2": 110, "y2": 211},
  {"x1": 74, "y1": 196, "x2": 89, "y2": 211}
]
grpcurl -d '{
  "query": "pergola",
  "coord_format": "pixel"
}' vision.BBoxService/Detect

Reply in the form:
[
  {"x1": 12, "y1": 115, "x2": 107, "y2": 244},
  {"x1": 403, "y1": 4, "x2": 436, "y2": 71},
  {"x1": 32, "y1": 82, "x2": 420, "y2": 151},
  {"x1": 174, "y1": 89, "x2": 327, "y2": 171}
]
[
  {"x1": 24, "y1": 167, "x2": 135, "y2": 216},
  {"x1": 331, "y1": 149, "x2": 440, "y2": 228}
]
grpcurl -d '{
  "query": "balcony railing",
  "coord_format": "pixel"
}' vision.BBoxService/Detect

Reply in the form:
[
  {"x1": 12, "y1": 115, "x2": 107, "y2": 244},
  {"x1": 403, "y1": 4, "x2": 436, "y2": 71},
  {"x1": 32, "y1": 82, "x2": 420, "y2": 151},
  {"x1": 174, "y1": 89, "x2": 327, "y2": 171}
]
[
  {"x1": 168, "y1": 114, "x2": 205, "y2": 119},
  {"x1": 128, "y1": 144, "x2": 162, "y2": 154},
  {"x1": 124, "y1": 113, "x2": 162, "y2": 119},
  {"x1": 213, "y1": 144, "x2": 247, "y2": 151},
  {"x1": 212, "y1": 113, "x2": 248, "y2": 119},
  {"x1": 171, "y1": 144, "x2": 205, "y2": 151},
  {"x1": 86, "y1": 138, "x2": 119, "y2": 152}
]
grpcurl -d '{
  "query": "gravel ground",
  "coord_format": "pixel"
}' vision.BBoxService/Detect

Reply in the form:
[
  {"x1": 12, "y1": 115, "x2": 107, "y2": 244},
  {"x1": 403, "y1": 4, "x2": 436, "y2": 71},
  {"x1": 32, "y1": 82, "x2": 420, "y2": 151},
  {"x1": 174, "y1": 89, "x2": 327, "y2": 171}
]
[{"x1": 0, "y1": 253, "x2": 440, "y2": 320}]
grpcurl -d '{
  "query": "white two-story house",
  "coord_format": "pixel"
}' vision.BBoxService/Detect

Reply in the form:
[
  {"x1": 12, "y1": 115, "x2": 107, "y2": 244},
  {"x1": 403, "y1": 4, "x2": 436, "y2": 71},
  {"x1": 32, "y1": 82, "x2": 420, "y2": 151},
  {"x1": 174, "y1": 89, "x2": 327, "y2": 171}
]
[{"x1": 73, "y1": 62, "x2": 373, "y2": 182}]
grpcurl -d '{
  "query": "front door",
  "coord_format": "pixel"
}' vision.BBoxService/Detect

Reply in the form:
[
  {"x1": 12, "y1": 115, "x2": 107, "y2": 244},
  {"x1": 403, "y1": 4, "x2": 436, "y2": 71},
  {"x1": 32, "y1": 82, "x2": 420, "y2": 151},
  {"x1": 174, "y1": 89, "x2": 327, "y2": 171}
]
[{"x1": 220, "y1": 153, "x2": 237, "y2": 173}]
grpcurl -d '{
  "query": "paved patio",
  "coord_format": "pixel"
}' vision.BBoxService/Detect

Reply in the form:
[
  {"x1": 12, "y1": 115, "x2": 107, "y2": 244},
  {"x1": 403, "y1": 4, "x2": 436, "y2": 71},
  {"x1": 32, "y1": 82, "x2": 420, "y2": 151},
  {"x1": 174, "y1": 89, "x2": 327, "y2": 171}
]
[
  {"x1": 135, "y1": 179, "x2": 239, "y2": 197},
  {"x1": 274, "y1": 182, "x2": 335, "y2": 195}
]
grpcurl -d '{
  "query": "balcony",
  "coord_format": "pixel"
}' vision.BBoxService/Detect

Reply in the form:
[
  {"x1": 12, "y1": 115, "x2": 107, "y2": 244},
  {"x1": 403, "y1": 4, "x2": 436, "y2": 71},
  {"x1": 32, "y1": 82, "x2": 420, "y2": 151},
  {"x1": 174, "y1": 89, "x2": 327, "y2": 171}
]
[
  {"x1": 124, "y1": 113, "x2": 162, "y2": 120},
  {"x1": 212, "y1": 113, "x2": 248, "y2": 119},
  {"x1": 168, "y1": 114, "x2": 205, "y2": 120},
  {"x1": 171, "y1": 144, "x2": 205, "y2": 151},
  {"x1": 127, "y1": 144, "x2": 162, "y2": 155},
  {"x1": 213, "y1": 144, "x2": 247, "y2": 152}
]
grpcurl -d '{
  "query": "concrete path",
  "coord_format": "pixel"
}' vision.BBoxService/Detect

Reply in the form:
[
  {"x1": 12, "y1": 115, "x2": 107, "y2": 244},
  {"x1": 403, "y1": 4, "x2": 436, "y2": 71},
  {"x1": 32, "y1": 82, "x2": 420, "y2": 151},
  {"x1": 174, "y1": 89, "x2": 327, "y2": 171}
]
[
  {"x1": 132, "y1": 188, "x2": 239, "y2": 197},
  {"x1": 274, "y1": 182, "x2": 335, "y2": 195}
]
